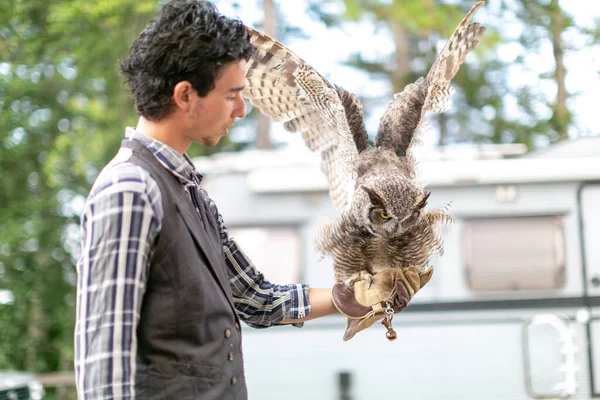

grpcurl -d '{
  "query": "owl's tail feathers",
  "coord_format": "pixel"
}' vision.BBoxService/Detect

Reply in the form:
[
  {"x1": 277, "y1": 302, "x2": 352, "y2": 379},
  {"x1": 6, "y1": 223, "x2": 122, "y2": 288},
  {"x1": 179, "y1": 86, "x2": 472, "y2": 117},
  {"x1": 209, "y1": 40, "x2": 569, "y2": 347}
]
[{"x1": 425, "y1": 2, "x2": 486, "y2": 114}]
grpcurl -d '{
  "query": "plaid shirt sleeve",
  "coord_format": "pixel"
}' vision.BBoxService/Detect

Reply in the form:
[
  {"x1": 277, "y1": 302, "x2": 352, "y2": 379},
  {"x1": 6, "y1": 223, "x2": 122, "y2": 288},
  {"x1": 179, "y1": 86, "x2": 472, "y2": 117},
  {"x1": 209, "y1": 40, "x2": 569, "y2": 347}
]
[
  {"x1": 74, "y1": 159, "x2": 162, "y2": 399},
  {"x1": 214, "y1": 211, "x2": 311, "y2": 328}
]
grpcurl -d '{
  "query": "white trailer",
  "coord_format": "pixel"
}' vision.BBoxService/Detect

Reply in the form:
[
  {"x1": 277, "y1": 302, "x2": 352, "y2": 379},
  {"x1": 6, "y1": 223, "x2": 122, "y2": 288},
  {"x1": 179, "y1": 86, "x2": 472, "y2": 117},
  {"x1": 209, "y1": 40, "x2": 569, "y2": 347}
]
[{"x1": 195, "y1": 137, "x2": 600, "y2": 400}]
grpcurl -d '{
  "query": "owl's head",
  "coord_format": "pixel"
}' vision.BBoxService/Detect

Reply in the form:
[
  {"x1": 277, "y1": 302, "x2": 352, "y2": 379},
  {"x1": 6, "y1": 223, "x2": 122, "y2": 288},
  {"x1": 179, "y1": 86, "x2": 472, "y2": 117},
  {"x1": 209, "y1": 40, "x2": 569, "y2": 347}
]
[{"x1": 357, "y1": 179, "x2": 430, "y2": 238}]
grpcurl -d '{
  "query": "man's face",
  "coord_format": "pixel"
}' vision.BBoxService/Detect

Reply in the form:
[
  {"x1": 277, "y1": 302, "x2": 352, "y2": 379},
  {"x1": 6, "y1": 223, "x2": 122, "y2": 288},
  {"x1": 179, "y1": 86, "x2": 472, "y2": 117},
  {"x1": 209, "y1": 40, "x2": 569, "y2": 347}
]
[{"x1": 188, "y1": 59, "x2": 248, "y2": 147}]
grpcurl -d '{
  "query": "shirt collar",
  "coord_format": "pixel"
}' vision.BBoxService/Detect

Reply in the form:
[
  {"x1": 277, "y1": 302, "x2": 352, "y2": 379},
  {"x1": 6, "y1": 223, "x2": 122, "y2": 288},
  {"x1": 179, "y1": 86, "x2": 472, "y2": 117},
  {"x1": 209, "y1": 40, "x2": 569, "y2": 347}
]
[{"x1": 124, "y1": 127, "x2": 204, "y2": 185}]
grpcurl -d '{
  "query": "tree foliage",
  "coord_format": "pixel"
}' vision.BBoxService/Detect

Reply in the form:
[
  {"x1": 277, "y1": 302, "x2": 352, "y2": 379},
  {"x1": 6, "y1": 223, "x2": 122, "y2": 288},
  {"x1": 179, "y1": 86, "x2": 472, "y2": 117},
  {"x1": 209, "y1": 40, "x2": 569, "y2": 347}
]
[{"x1": 307, "y1": 0, "x2": 598, "y2": 148}]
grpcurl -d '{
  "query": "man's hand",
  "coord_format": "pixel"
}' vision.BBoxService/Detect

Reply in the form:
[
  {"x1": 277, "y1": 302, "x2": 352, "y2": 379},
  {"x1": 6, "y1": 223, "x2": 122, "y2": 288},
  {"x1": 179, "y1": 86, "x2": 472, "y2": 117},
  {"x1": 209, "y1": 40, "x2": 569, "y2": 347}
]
[{"x1": 332, "y1": 266, "x2": 434, "y2": 341}]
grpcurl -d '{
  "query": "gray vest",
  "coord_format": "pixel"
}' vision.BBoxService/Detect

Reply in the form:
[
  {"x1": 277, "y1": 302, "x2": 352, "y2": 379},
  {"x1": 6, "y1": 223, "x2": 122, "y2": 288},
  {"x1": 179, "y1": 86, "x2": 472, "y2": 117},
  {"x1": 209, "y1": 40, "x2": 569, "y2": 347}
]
[{"x1": 122, "y1": 140, "x2": 248, "y2": 400}]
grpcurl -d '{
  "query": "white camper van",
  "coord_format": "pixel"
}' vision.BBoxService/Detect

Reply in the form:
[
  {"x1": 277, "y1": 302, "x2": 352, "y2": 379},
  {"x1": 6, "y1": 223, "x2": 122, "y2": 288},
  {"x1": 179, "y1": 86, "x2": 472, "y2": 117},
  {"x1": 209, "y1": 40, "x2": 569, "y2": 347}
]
[{"x1": 195, "y1": 137, "x2": 600, "y2": 400}]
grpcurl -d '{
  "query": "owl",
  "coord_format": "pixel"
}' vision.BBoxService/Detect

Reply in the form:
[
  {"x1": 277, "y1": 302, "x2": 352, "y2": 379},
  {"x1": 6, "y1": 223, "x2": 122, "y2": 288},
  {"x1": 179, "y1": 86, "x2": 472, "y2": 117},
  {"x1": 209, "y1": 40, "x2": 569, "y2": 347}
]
[{"x1": 243, "y1": 2, "x2": 486, "y2": 286}]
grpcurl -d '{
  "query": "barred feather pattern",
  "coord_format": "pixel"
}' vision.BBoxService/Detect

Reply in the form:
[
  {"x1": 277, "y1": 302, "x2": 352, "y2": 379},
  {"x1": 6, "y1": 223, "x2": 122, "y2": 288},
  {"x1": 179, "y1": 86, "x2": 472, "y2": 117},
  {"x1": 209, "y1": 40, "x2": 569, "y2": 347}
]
[
  {"x1": 375, "y1": 78, "x2": 427, "y2": 158},
  {"x1": 317, "y1": 206, "x2": 454, "y2": 282},
  {"x1": 334, "y1": 85, "x2": 369, "y2": 153},
  {"x1": 242, "y1": 2, "x2": 485, "y2": 284},
  {"x1": 425, "y1": 1, "x2": 486, "y2": 113},
  {"x1": 317, "y1": 2, "x2": 483, "y2": 281},
  {"x1": 243, "y1": 26, "x2": 359, "y2": 212},
  {"x1": 375, "y1": 1, "x2": 486, "y2": 162}
]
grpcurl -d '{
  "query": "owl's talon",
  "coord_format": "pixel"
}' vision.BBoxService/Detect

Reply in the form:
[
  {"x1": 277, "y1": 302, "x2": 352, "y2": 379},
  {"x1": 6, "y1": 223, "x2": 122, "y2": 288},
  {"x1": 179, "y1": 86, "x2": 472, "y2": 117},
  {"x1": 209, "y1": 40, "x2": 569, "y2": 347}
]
[
  {"x1": 343, "y1": 274, "x2": 361, "y2": 291},
  {"x1": 343, "y1": 271, "x2": 373, "y2": 291},
  {"x1": 358, "y1": 271, "x2": 373, "y2": 289}
]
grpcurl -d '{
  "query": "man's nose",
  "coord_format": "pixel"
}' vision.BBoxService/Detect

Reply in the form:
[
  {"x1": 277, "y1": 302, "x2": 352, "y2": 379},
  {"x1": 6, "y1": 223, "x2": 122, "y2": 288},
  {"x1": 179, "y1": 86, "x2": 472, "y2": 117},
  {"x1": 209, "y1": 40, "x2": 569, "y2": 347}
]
[{"x1": 233, "y1": 96, "x2": 246, "y2": 119}]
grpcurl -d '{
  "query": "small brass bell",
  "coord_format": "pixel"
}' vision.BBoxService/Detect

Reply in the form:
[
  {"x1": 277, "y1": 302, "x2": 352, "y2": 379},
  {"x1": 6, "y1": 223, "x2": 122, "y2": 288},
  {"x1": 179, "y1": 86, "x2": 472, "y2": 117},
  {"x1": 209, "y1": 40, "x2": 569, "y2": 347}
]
[{"x1": 381, "y1": 316, "x2": 397, "y2": 341}]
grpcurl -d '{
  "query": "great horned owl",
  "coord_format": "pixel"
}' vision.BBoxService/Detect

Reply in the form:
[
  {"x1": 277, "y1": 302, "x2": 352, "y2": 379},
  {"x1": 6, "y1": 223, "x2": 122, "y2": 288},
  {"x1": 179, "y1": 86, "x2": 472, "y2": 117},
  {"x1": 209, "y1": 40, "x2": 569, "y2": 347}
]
[{"x1": 243, "y1": 2, "x2": 486, "y2": 285}]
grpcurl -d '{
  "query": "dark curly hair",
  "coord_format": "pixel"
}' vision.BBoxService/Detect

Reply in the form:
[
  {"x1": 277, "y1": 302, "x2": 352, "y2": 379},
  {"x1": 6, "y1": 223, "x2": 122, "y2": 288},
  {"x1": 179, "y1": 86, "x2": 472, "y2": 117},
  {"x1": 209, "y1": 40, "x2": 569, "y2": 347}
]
[{"x1": 119, "y1": 0, "x2": 255, "y2": 121}]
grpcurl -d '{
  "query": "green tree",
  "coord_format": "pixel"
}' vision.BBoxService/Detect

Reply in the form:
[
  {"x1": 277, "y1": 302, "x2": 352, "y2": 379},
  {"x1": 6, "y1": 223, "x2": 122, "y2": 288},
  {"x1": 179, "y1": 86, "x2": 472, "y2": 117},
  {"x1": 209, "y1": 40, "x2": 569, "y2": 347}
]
[{"x1": 307, "y1": 0, "x2": 599, "y2": 148}]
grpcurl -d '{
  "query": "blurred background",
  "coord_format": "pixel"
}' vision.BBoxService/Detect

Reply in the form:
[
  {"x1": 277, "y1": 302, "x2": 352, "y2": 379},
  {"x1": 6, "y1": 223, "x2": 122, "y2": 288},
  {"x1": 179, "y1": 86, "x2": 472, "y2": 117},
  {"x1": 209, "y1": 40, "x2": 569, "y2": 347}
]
[{"x1": 1, "y1": 0, "x2": 599, "y2": 399}]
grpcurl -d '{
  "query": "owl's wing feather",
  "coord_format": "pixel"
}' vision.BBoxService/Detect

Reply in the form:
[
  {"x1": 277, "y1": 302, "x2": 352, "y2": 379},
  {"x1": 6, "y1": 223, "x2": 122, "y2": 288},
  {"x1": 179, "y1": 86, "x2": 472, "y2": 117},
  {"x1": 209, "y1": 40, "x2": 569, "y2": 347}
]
[
  {"x1": 425, "y1": 1, "x2": 486, "y2": 112},
  {"x1": 375, "y1": 1, "x2": 486, "y2": 158},
  {"x1": 243, "y1": 26, "x2": 369, "y2": 212},
  {"x1": 335, "y1": 85, "x2": 369, "y2": 154}
]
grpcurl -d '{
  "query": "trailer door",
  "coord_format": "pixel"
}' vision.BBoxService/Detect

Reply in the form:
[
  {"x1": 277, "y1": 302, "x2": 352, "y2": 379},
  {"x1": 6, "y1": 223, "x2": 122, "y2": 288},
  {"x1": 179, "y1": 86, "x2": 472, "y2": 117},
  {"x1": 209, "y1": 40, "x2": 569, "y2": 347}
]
[{"x1": 580, "y1": 183, "x2": 600, "y2": 396}]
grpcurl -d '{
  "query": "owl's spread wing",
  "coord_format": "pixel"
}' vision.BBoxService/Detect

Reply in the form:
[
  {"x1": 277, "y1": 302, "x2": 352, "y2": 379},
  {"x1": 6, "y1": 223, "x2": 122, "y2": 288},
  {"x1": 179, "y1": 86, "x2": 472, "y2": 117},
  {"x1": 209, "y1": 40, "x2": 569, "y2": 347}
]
[
  {"x1": 243, "y1": 26, "x2": 368, "y2": 213},
  {"x1": 375, "y1": 1, "x2": 486, "y2": 158}
]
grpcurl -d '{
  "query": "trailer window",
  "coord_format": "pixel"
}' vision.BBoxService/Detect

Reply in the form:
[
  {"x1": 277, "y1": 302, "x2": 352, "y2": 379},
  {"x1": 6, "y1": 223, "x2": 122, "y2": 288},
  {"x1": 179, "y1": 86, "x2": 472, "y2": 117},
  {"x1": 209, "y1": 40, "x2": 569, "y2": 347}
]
[
  {"x1": 227, "y1": 226, "x2": 302, "y2": 283},
  {"x1": 463, "y1": 216, "x2": 565, "y2": 291}
]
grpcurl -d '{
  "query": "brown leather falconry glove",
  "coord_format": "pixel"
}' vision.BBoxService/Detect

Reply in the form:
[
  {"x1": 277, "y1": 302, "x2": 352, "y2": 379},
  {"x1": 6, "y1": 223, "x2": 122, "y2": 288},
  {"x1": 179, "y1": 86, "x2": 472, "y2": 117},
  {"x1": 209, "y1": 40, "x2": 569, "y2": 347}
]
[{"x1": 332, "y1": 266, "x2": 434, "y2": 341}]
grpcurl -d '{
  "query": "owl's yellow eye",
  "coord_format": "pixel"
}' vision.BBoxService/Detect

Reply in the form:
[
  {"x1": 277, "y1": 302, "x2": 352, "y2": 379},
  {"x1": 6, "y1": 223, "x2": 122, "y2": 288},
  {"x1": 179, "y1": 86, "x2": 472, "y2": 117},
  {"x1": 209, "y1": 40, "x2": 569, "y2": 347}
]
[{"x1": 379, "y1": 212, "x2": 391, "y2": 220}]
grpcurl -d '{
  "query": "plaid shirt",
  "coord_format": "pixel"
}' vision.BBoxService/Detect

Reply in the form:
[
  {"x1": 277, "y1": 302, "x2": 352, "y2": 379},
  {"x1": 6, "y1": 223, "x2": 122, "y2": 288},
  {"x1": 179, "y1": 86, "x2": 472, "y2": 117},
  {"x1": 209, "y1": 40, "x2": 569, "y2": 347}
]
[{"x1": 74, "y1": 128, "x2": 310, "y2": 399}]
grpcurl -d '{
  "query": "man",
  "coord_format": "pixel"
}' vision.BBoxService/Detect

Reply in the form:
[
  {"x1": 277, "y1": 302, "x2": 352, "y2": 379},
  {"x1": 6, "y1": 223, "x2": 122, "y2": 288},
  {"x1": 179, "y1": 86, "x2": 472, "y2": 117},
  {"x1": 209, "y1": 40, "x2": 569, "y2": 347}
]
[{"x1": 74, "y1": 1, "x2": 425, "y2": 399}]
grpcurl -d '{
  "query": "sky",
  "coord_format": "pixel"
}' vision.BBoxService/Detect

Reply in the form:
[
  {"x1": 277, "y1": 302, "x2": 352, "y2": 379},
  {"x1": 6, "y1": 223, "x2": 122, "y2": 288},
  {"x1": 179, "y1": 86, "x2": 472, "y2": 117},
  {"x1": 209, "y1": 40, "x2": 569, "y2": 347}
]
[{"x1": 214, "y1": 0, "x2": 600, "y2": 149}]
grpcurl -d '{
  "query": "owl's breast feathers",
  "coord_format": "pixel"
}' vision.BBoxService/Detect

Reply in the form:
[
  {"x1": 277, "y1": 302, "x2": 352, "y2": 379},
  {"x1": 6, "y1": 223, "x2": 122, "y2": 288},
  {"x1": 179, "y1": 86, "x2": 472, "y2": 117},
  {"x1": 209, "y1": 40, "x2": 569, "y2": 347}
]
[
  {"x1": 386, "y1": 214, "x2": 448, "y2": 269},
  {"x1": 320, "y1": 208, "x2": 450, "y2": 281}
]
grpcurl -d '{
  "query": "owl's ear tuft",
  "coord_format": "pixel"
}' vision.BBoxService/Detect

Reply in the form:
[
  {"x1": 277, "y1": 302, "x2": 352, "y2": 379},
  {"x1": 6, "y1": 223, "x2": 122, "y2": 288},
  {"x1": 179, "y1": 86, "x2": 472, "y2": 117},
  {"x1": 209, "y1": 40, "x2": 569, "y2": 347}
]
[
  {"x1": 415, "y1": 191, "x2": 431, "y2": 210},
  {"x1": 361, "y1": 186, "x2": 385, "y2": 209}
]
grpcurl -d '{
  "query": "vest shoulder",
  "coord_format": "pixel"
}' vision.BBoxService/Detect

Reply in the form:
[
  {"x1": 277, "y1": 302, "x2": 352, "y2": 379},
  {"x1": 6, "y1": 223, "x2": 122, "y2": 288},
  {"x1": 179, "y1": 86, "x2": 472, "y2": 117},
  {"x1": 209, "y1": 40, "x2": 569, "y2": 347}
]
[{"x1": 89, "y1": 152, "x2": 159, "y2": 202}]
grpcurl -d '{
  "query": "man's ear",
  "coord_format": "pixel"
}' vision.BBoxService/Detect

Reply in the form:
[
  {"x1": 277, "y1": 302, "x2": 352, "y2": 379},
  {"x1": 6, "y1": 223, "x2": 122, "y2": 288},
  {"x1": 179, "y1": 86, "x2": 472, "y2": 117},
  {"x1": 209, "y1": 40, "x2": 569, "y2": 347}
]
[{"x1": 172, "y1": 81, "x2": 194, "y2": 111}]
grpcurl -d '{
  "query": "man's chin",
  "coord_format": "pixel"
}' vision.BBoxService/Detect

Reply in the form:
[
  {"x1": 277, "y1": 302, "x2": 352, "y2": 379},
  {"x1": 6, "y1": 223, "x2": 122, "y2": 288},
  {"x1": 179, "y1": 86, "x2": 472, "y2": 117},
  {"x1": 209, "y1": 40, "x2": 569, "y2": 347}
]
[{"x1": 205, "y1": 136, "x2": 223, "y2": 147}]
